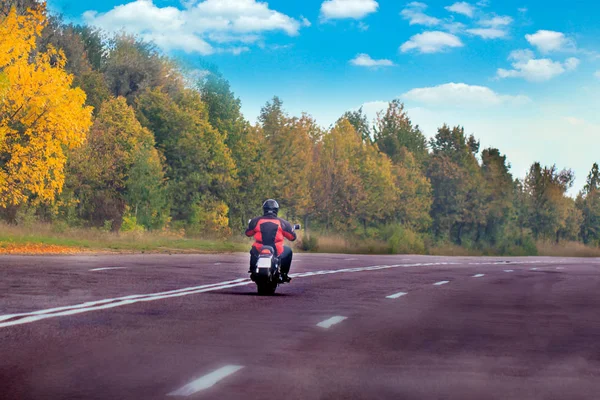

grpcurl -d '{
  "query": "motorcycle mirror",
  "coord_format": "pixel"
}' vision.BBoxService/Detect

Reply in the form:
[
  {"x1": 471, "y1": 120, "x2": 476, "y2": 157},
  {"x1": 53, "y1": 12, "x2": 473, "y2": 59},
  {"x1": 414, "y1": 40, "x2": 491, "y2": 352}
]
[{"x1": 294, "y1": 224, "x2": 301, "y2": 230}]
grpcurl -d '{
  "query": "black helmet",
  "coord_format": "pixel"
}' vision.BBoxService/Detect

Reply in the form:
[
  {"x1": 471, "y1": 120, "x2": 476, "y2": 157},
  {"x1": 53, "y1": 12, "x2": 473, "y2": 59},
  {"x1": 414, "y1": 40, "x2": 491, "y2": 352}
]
[{"x1": 262, "y1": 199, "x2": 279, "y2": 216}]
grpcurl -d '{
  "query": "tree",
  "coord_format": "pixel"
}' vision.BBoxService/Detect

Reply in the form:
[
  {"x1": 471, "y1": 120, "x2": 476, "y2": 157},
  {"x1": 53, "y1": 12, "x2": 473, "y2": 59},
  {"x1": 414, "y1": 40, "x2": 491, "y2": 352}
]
[
  {"x1": 481, "y1": 148, "x2": 514, "y2": 243},
  {"x1": 312, "y1": 120, "x2": 365, "y2": 231},
  {"x1": 258, "y1": 97, "x2": 315, "y2": 222},
  {"x1": 339, "y1": 107, "x2": 371, "y2": 142},
  {"x1": 373, "y1": 100, "x2": 428, "y2": 165},
  {"x1": 577, "y1": 163, "x2": 600, "y2": 245},
  {"x1": 103, "y1": 34, "x2": 182, "y2": 102},
  {"x1": 135, "y1": 88, "x2": 237, "y2": 227},
  {"x1": 0, "y1": 5, "x2": 92, "y2": 207},
  {"x1": 68, "y1": 97, "x2": 165, "y2": 230},
  {"x1": 393, "y1": 149, "x2": 432, "y2": 231},
  {"x1": 427, "y1": 125, "x2": 486, "y2": 244},
  {"x1": 523, "y1": 162, "x2": 574, "y2": 241}
]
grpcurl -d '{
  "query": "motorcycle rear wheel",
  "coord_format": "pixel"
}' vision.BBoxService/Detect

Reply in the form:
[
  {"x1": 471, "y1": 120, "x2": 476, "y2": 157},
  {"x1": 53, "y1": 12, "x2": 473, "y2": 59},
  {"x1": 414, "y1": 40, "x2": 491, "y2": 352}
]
[{"x1": 256, "y1": 281, "x2": 277, "y2": 295}]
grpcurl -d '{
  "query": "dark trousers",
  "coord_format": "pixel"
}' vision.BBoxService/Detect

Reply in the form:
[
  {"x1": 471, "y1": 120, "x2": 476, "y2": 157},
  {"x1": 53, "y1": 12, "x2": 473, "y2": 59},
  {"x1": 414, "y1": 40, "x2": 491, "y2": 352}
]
[{"x1": 250, "y1": 245, "x2": 293, "y2": 274}]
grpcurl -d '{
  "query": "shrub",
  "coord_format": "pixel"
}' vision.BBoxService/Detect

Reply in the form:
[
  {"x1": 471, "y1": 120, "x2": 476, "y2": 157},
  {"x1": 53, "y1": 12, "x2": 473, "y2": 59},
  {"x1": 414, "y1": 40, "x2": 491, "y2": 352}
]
[
  {"x1": 299, "y1": 234, "x2": 319, "y2": 251},
  {"x1": 121, "y1": 215, "x2": 145, "y2": 233},
  {"x1": 383, "y1": 224, "x2": 426, "y2": 254}
]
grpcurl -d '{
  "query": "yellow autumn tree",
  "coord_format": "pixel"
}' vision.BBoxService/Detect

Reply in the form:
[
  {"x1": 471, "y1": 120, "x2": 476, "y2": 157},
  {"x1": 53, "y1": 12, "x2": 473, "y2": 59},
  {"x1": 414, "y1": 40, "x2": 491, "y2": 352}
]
[{"x1": 0, "y1": 5, "x2": 92, "y2": 207}]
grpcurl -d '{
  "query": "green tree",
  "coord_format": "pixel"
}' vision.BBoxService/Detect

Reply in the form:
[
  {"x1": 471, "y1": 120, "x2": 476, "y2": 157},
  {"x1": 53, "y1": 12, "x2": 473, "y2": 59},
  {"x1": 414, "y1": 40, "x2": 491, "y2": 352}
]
[
  {"x1": 523, "y1": 162, "x2": 574, "y2": 241},
  {"x1": 339, "y1": 107, "x2": 371, "y2": 142},
  {"x1": 481, "y1": 148, "x2": 514, "y2": 244},
  {"x1": 103, "y1": 34, "x2": 181, "y2": 102},
  {"x1": 68, "y1": 97, "x2": 166, "y2": 230},
  {"x1": 258, "y1": 97, "x2": 315, "y2": 222},
  {"x1": 373, "y1": 100, "x2": 428, "y2": 165},
  {"x1": 577, "y1": 163, "x2": 600, "y2": 245},
  {"x1": 427, "y1": 125, "x2": 486, "y2": 244},
  {"x1": 135, "y1": 88, "x2": 237, "y2": 227}
]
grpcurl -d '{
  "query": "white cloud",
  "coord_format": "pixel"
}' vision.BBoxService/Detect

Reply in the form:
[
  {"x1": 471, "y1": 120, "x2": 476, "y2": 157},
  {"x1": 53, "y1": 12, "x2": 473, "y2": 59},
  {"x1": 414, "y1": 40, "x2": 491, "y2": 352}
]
[
  {"x1": 83, "y1": 0, "x2": 307, "y2": 55},
  {"x1": 358, "y1": 21, "x2": 369, "y2": 31},
  {"x1": 445, "y1": 2, "x2": 476, "y2": 18},
  {"x1": 518, "y1": 7, "x2": 528, "y2": 13},
  {"x1": 467, "y1": 28, "x2": 507, "y2": 39},
  {"x1": 479, "y1": 15, "x2": 513, "y2": 27},
  {"x1": 467, "y1": 15, "x2": 512, "y2": 39},
  {"x1": 320, "y1": 0, "x2": 378, "y2": 20},
  {"x1": 350, "y1": 53, "x2": 394, "y2": 67},
  {"x1": 443, "y1": 21, "x2": 466, "y2": 33},
  {"x1": 525, "y1": 30, "x2": 575, "y2": 53},
  {"x1": 509, "y1": 49, "x2": 535, "y2": 62},
  {"x1": 564, "y1": 57, "x2": 580, "y2": 71},
  {"x1": 402, "y1": 82, "x2": 530, "y2": 107},
  {"x1": 497, "y1": 51, "x2": 580, "y2": 82},
  {"x1": 564, "y1": 116, "x2": 586, "y2": 126},
  {"x1": 400, "y1": 31, "x2": 463, "y2": 53},
  {"x1": 400, "y1": 2, "x2": 440, "y2": 26}
]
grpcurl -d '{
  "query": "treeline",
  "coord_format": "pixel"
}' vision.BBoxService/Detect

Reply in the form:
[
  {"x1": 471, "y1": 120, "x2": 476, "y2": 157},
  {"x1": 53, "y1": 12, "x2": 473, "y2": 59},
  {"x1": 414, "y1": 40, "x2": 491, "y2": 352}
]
[{"x1": 2, "y1": 3, "x2": 600, "y2": 254}]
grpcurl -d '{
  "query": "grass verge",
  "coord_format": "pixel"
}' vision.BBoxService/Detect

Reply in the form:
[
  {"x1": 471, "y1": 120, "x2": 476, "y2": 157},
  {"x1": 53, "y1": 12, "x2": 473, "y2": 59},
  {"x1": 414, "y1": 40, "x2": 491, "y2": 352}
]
[{"x1": 0, "y1": 223, "x2": 248, "y2": 255}]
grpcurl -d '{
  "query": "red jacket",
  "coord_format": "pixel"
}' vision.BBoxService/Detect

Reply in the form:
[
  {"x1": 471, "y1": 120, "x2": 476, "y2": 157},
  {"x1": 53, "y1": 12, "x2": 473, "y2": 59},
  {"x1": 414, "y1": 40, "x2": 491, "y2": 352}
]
[{"x1": 245, "y1": 215, "x2": 296, "y2": 255}]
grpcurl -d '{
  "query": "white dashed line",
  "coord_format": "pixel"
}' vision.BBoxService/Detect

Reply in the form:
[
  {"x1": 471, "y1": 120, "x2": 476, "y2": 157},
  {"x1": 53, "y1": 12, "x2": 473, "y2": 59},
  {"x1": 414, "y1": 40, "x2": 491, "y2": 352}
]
[
  {"x1": 433, "y1": 281, "x2": 449, "y2": 286},
  {"x1": 344, "y1": 258, "x2": 358, "y2": 261},
  {"x1": 386, "y1": 291, "x2": 407, "y2": 299},
  {"x1": 530, "y1": 268, "x2": 539, "y2": 271},
  {"x1": 214, "y1": 263, "x2": 221, "y2": 265},
  {"x1": 504, "y1": 269, "x2": 514, "y2": 272},
  {"x1": 1, "y1": 259, "x2": 570, "y2": 329},
  {"x1": 472, "y1": 274, "x2": 485, "y2": 278},
  {"x1": 89, "y1": 267, "x2": 126, "y2": 272},
  {"x1": 317, "y1": 316, "x2": 347, "y2": 329},
  {"x1": 168, "y1": 365, "x2": 244, "y2": 397},
  {"x1": 556, "y1": 267, "x2": 564, "y2": 270}
]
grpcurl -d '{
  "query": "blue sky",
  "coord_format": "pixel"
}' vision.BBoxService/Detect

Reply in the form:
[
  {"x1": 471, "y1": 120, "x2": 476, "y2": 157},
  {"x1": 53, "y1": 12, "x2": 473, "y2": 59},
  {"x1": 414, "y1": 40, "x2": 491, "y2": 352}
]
[{"x1": 49, "y1": 0, "x2": 600, "y2": 193}]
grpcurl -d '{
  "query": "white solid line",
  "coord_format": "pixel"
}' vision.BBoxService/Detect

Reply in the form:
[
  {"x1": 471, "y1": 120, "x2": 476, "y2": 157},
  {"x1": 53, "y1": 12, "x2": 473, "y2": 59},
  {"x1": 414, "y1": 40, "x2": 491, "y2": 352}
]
[
  {"x1": 472, "y1": 274, "x2": 485, "y2": 278},
  {"x1": 504, "y1": 269, "x2": 514, "y2": 272},
  {"x1": 90, "y1": 267, "x2": 126, "y2": 272},
  {"x1": 317, "y1": 316, "x2": 347, "y2": 329},
  {"x1": 1, "y1": 259, "x2": 571, "y2": 329},
  {"x1": 386, "y1": 291, "x2": 407, "y2": 299},
  {"x1": 433, "y1": 281, "x2": 449, "y2": 286},
  {"x1": 0, "y1": 279, "x2": 252, "y2": 327},
  {"x1": 168, "y1": 365, "x2": 244, "y2": 397}
]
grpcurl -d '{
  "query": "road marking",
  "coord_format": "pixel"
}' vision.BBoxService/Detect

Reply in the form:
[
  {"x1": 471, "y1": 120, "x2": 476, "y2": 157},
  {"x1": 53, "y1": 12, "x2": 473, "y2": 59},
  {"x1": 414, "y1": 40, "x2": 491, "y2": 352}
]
[
  {"x1": 317, "y1": 316, "x2": 347, "y2": 329},
  {"x1": 344, "y1": 258, "x2": 358, "y2": 261},
  {"x1": 504, "y1": 269, "x2": 514, "y2": 272},
  {"x1": 472, "y1": 274, "x2": 485, "y2": 278},
  {"x1": 90, "y1": 267, "x2": 126, "y2": 272},
  {"x1": 433, "y1": 281, "x2": 449, "y2": 286},
  {"x1": 386, "y1": 291, "x2": 407, "y2": 299},
  {"x1": 0, "y1": 278, "x2": 252, "y2": 327},
  {"x1": 214, "y1": 263, "x2": 221, "y2": 265},
  {"x1": 0, "y1": 259, "x2": 571, "y2": 329},
  {"x1": 556, "y1": 267, "x2": 564, "y2": 270},
  {"x1": 168, "y1": 365, "x2": 243, "y2": 397},
  {"x1": 530, "y1": 268, "x2": 539, "y2": 271}
]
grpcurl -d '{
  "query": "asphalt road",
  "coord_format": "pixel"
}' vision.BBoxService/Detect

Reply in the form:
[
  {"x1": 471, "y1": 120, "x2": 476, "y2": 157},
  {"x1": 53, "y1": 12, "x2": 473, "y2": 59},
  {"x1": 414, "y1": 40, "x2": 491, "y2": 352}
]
[{"x1": 2, "y1": 253, "x2": 600, "y2": 400}]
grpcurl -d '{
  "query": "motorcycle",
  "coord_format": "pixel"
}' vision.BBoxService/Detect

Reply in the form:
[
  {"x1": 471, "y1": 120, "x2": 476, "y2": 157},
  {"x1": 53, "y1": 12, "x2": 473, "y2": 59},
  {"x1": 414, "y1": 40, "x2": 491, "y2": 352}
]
[{"x1": 249, "y1": 223, "x2": 301, "y2": 295}]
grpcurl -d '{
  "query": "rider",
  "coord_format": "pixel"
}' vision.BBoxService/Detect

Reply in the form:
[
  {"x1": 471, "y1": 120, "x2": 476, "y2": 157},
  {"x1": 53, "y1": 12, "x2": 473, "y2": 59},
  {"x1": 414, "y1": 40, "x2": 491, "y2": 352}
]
[{"x1": 245, "y1": 199, "x2": 296, "y2": 282}]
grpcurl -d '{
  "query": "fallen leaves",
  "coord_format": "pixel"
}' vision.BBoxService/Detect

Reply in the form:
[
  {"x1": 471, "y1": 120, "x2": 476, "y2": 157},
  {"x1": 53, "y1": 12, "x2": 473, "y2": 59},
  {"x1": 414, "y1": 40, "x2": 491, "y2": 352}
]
[{"x1": 0, "y1": 243, "x2": 81, "y2": 254}]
